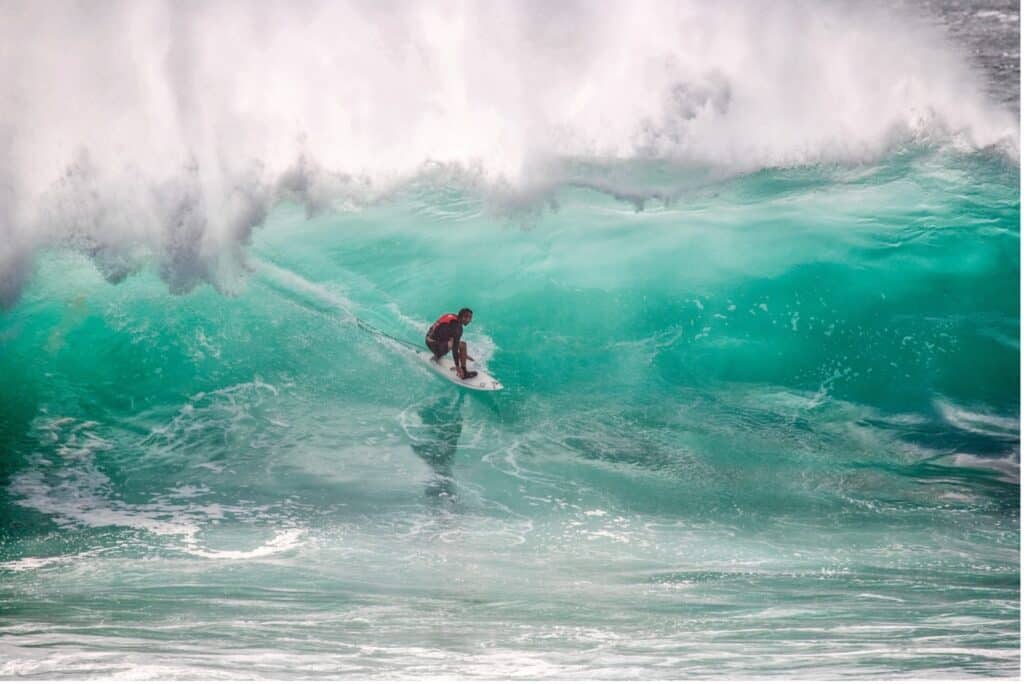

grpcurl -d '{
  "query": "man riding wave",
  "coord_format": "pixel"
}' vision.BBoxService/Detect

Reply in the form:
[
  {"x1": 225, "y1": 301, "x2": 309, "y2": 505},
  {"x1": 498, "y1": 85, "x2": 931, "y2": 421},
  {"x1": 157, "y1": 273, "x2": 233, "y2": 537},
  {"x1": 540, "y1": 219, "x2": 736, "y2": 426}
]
[{"x1": 425, "y1": 308, "x2": 476, "y2": 380}]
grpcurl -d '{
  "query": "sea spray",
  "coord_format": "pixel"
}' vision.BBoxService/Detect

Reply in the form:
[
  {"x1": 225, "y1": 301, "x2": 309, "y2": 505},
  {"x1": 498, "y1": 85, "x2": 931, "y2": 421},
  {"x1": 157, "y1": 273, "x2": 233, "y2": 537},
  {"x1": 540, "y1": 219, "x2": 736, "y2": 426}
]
[{"x1": 0, "y1": 0, "x2": 1017, "y2": 305}]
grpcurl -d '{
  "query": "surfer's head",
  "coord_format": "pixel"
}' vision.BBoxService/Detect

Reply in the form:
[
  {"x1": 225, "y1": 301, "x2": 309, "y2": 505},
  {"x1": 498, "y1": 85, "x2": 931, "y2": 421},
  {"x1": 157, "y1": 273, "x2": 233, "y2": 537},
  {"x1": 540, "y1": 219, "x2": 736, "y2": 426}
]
[{"x1": 458, "y1": 308, "x2": 473, "y2": 325}]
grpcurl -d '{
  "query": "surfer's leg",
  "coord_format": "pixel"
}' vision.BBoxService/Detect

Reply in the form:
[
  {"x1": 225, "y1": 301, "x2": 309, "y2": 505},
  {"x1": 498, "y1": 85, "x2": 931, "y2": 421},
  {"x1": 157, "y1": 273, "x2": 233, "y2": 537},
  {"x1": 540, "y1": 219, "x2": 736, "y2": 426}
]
[
  {"x1": 455, "y1": 341, "x2": 477, "y2": 379},
  {"x1": 426, "y1": 336, "x2": 446, "y2": 362}
]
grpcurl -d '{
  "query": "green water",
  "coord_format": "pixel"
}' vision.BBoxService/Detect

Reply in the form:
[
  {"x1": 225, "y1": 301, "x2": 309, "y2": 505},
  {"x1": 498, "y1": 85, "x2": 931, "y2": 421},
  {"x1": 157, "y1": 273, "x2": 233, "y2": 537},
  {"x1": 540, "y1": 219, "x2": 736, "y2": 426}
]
[{"x1": 0, "y1": 149, "x2": 1017, "y2": 677}]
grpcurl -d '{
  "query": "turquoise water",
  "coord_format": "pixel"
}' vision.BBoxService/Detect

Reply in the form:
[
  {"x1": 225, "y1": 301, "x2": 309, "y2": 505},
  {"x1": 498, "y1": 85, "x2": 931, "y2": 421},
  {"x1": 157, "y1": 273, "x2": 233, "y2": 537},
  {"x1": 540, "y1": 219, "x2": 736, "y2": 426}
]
[
  {"x1": 0, "y1": 0, "x2": 1020, "y2": 678},
  {"x1": 2, "y1": 148, "x2": 1018, "y2": 678}
]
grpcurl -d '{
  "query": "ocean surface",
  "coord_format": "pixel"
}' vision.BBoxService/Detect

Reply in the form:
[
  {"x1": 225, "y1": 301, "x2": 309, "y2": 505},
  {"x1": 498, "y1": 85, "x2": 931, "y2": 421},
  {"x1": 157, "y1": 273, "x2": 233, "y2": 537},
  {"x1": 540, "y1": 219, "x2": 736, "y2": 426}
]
[{"x1": 0, "y1": 0, "x2": 1019, "y2": 678}]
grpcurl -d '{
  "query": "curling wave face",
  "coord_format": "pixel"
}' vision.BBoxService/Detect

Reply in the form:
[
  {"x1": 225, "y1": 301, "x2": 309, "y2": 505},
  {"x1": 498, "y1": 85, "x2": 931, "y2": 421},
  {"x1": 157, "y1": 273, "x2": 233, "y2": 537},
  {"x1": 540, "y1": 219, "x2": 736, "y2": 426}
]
[{"x1": 0, "y1": 145, "x2": 1019, "y2": 677}]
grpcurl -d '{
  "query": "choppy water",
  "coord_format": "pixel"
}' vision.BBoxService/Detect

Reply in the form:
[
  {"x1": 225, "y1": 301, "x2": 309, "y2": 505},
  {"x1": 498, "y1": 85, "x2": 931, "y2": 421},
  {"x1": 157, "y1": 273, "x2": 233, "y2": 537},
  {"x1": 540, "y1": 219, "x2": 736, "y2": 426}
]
[{"x1": 0, "y1": 0, "x2": 1019, "y2": 678}]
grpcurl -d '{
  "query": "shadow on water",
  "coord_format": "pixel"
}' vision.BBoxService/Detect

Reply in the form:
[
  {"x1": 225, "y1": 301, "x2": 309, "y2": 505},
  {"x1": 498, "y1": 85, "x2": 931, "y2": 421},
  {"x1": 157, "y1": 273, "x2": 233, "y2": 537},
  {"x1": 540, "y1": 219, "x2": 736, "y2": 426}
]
[{"x1": 409, "y1": 392, "x2": 465, "y2": 507}]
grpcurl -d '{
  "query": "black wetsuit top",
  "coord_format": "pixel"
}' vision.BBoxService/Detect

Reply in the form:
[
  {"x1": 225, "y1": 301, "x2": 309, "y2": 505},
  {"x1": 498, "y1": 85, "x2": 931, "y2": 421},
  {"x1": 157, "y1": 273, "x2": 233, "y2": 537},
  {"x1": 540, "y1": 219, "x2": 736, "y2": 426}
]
[{"x1": 426, "y1": 317, "x2": 464, "y2": 365}]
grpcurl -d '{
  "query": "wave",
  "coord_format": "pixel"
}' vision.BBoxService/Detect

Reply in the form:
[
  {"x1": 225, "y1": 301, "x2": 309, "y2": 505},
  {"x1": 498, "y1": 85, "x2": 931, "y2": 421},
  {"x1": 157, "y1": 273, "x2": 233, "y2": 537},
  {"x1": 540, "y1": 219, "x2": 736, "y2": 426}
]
[{"x1": 0, "y1": 0, "x2": 1019, "y2": 306}]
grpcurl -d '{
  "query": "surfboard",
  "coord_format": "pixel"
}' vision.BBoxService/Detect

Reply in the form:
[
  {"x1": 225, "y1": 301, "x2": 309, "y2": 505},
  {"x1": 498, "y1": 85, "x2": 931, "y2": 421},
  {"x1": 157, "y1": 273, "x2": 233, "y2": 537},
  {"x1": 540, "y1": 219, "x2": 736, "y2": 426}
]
[{"x1": 417, "y1": 351, "x2": 503, "y2": 391}]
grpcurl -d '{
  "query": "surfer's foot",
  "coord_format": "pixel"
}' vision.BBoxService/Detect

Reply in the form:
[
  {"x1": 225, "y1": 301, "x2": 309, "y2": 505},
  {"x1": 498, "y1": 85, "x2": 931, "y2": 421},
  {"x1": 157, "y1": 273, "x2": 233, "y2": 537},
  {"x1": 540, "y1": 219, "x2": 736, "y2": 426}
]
[{"x1": 452, "y1": 367, "x2": 477, "y2": 379}]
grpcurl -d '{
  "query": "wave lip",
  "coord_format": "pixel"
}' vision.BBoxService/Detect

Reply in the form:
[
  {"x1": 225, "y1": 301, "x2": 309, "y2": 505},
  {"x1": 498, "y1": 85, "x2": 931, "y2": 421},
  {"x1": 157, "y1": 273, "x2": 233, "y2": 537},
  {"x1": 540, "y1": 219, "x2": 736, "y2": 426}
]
[{"x1": 0, "y1": 0, "x2": 1019, "y2": 307}]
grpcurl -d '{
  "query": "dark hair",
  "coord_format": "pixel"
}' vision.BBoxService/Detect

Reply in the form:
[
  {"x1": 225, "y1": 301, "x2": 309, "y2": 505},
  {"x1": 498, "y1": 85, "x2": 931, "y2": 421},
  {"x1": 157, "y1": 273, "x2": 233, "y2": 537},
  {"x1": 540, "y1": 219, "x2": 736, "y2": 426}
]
[{"x1": 458, "y1": 308, "x2": 473, "y2": 317}]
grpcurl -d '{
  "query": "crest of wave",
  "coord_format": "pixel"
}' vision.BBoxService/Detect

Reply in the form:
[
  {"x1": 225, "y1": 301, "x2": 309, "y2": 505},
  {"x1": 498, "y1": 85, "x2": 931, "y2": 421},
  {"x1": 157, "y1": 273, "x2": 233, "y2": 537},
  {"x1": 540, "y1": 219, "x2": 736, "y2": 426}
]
[{"x1": 0, "y1": 0, "x2": 1017, "y2": 306}]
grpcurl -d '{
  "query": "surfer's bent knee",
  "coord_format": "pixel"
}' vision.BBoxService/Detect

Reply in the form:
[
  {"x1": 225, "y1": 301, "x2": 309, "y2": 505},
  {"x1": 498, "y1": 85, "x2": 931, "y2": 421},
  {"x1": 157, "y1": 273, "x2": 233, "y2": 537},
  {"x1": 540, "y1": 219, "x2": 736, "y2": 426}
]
[{"x1": 425, "y1": 335, "x2": 447, "y2": 359}]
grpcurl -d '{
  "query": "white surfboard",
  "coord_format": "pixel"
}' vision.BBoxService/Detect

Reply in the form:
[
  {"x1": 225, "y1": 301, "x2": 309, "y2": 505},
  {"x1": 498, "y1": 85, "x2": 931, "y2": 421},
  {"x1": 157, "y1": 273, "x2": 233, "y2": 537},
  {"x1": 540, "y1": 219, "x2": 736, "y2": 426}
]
[{"x1": 417, "y1": 351, "x2": 503, "y2": 391}]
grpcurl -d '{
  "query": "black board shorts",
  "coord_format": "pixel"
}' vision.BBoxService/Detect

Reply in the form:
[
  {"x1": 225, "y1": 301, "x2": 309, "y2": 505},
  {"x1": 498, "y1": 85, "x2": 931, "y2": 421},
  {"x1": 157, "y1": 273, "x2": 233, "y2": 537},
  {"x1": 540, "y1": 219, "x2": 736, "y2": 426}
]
[{"x1": 426, "y1": 335, "x2": 448, "y2": 358}]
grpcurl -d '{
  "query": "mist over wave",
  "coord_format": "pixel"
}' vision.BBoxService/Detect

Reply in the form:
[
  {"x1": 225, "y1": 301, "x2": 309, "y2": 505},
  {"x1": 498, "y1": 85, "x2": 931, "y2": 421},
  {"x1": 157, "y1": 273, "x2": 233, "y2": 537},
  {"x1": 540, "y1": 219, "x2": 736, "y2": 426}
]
[{"x1": 0, "y1": 0, "x2": 1018, "y2": 305}]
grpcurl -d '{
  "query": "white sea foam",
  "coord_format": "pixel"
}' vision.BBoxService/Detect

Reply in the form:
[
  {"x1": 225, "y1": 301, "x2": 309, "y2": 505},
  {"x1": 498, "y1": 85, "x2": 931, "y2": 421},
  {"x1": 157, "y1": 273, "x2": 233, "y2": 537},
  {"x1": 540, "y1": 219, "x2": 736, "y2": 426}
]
[
  {"x1": 947, "y1": 452, "x2": 1020, "y2": 483},
  {"x1": 6, "y1": 413, "x2": 309, "y2": 545},
  {"x1": 7, "y1": 416, "x2": 200, "y2": 537},
  {"x1": 934, "y1": 398, "x2": 1019, "y2": 438},
  {"x1": 182, "y1": 528, "x2": 305, "y2": 560},
  {"x1": 0, "y1": 0, "x2": 1017, "y2": 306},
  {"x1": 0, "y1": 550, "x2": 102, "y2": 572}
]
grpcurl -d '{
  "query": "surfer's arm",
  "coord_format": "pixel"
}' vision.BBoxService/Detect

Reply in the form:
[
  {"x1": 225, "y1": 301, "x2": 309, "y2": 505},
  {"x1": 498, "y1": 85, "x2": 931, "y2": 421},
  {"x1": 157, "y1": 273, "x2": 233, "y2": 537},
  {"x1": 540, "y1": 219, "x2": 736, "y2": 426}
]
[{"x1": 450, "y1": 331, "x2": 461, "y2": 366}]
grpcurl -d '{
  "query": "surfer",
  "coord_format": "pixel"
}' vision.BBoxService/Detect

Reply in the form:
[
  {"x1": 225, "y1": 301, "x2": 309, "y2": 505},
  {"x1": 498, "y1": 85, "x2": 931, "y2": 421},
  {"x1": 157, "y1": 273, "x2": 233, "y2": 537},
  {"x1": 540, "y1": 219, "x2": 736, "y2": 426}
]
[{"x1": 426, "y1": 308, "x2": 477, "y2": 379}]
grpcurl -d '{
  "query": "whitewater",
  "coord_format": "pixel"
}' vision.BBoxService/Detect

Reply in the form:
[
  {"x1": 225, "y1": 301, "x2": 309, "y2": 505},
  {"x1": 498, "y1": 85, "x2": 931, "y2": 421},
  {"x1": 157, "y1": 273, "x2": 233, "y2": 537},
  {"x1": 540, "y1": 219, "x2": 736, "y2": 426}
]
[{"x1": 0, "y1": 0, "x2": 1019, "y2": 678}]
